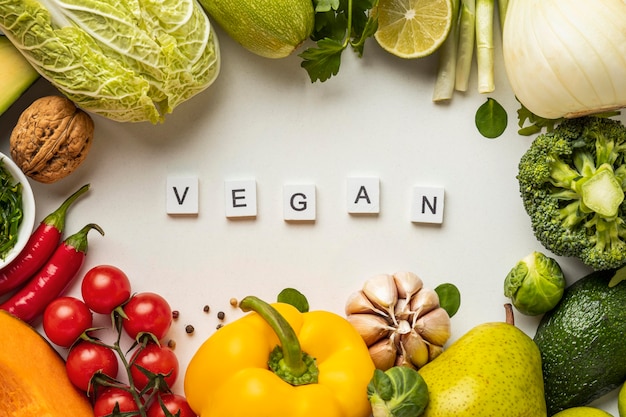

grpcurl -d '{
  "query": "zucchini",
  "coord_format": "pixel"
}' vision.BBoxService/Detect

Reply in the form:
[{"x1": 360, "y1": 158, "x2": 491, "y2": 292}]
[{"x1": 0, "y1": 35, "x2": 39, "y2": 116}]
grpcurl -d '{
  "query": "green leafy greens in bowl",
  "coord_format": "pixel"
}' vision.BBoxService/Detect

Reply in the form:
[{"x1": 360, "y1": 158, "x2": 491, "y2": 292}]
[{"x1": 0, "y1": 153, "x2": 35, "y2": 268}]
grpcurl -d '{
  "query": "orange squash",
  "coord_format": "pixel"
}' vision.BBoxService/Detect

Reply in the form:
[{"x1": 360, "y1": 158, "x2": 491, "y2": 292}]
[{"x1": 0, "y1": 310, "x2": 94, "y2": 416}]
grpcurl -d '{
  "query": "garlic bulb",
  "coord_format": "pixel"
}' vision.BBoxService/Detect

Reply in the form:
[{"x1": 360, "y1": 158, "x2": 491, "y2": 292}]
[
  {"x1": 346, "y1": 271, "x2": 451, "y2": 371},
  {"x1": 502, "y1": 0, "x2": 626, "y2": 119}
]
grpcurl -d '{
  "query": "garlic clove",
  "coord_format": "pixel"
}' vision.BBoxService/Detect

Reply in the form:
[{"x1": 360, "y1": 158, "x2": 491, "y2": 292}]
[
  {"x1": 347, "y1": 313, "x2": 394, "y2": 346},
  {"x1": 414, "y1": 307, "x2": 451, "y2": 346},
  {"x1": 427, "y1": 342, "x2": 444, "y2": 362},
  {"x1": 368, "y1": 338, "x2": 397, "y2": 370},
  {"x1": 394, "y1": 307, "x2": 411, "y2": 322},
  {"x1": 393, "y1": 271, "x2": 423, "y2": 317},
  {"x1": 394, "y1": 352, "x2": 417, "y2": 370},
  {"x1": 393, "y1": 271, "x2": 423, "y2": 299},
  {"x1": 401, "y1": 330, "x2": 430, "y2": 369},
  {"x1": 362, "y1": 274, "x2": 398, "y2": 323},
  {"x1": 396, "y1": 319, "x2": 412, "y2": 335},
  {"x1": 410, "y1": 287, "x2": 440, "y2": 320},
  {"x1": 345, "y1": 290, "x2": 388, "y2": 317}
]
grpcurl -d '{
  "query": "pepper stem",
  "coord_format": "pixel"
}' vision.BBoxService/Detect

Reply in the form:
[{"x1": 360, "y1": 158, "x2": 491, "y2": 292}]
[
  {"x1": 42, "y1": 184, "x2": 90, "y2": 230},
  {"x1": 239, "y1": 296, "x2": 318, "y2": 386},
  {"x1": 64, "y1": 223, "x2": 104, "y2": 253}
]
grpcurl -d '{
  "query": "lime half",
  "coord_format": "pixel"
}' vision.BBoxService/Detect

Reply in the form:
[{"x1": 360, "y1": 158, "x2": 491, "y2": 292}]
[{"x1": 374, "y1": 0, "x2": 453, "y2": 59}]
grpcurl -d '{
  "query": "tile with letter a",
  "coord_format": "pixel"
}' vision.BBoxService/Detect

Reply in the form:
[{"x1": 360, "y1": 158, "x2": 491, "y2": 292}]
[
  {"x1": 411, "y1": 186, "x2": 444, "y2": 224},
  {"x1": 347, "y1": 177, "x2": 380, "y2": 214},
  {"x1": 167, "y1": 176, "x2": 199, "y2": 215}
]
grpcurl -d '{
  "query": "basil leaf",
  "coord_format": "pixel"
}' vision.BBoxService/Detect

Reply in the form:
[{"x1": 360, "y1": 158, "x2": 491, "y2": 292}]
[
  {"x1": 475, "y1": 98, "x2": 508, "y2": 138},
  {"x1": 435, "y1": 283, "x2": 461, "y2": 318},
  {"x1": 277, "y1": 288, "x2": 310, "y2": 312}
]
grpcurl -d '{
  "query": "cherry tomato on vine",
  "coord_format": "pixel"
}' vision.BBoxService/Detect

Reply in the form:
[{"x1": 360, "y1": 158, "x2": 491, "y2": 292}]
[
  {"x1": 122, "y1": 292, "x2": 172, "y2": 341},
  {"x1": 66, "y1": 340, "x2": 119, "y2": 392},
  {"x1": 147, "y1": 393, "x2": 197, "y2": 417},
  {"x1": 130, "y1": 342, "x2": 179, "y2": 392},
  {"x1": 43, "y1": 296, "x2": 92, "y2": 348},
  {"x1": 81, "y1": 265, "x2": 132, "y2": 314},
  {"x1": 93, "y1": 386, "x2": 141, "y2": 417}
]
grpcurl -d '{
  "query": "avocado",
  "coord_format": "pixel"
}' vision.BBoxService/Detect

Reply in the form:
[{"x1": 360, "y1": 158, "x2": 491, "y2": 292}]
[
  {"x1": 0, "y1": 35, "x2": 39, "y2": 116},
  {"x1": 534, "y1": 269, "x2": 626, "y2": 415}
]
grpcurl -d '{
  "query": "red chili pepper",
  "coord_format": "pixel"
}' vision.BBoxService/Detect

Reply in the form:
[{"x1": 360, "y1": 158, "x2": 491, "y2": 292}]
[
  {"x1": 0, "y1": 223, "x2": 104, "y2": 323},
  {"x1": 0, "y1": 184, "x2": 90, "y2": 295}
]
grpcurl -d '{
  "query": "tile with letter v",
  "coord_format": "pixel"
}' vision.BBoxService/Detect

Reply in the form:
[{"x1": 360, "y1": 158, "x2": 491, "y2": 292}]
[{"x1": 166, "y1": 176, "x2": 199, "y2": 215}]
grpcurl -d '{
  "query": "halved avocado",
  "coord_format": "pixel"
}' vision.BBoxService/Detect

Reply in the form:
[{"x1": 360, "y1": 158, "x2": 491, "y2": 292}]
[{"x1": 0, "y1": 36, "x2": 39, "y2": 116}]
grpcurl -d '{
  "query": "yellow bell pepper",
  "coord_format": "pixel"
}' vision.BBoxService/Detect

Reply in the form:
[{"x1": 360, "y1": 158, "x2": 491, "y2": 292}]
[{"x1": 184, "y1": 296, "x2": 375, "y2": 417}]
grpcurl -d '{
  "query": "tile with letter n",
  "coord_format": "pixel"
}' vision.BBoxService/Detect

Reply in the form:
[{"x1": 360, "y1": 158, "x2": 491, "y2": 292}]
[
  {"x1": 411, "y1": 186, "x2": 445, "y2": 224},
  {"x1": 166, "y1": 176, "x2": 199, "y2": 215}
]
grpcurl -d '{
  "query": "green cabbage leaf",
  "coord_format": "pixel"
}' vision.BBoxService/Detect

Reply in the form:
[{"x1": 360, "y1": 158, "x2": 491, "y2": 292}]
[{"x1": 0, "y1": 0, "x2": 220, "y2": 123}]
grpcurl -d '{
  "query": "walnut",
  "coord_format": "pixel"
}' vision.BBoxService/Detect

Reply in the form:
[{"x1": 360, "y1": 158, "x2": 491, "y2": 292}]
[{"x1": 10, "y1": 96, "x2": 94, "y2": 184}]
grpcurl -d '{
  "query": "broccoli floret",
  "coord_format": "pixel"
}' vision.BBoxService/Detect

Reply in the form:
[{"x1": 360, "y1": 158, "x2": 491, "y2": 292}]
[{"x1": 518, "y1": 116, "x2": 626, "y2": 271}]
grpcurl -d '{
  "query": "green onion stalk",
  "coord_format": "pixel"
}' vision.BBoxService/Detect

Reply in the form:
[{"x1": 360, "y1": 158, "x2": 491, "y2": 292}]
[
  {"x1": 432, "y1": 0, "x2": 460, "y2": 101},
  {"x1": 476, "y1": 0, "x2": 495, "y2": 93},
  {"x1": 433, "y1": 0, "x2": 507, "y2": 100},
  {"x1": 454, "y1": 0, "x2": 476, "y2": 92},
  {"x1": 497, "y1": 0, "x2": 508, "y2": 31}
]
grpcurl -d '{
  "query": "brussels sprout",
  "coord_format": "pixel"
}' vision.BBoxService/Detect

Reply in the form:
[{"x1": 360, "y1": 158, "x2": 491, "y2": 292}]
[
  {"x1": 367, "y1": 367, "x2": 429, "y2": 417},
  {"x1": 504, "y1": 251, "x2": 566, "y2": 316}
]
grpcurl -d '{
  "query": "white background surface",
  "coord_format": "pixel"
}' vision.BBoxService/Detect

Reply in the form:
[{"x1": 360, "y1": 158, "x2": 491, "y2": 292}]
[{"x1": 0, "y1": 21, "x2": 622, "y2": 415}]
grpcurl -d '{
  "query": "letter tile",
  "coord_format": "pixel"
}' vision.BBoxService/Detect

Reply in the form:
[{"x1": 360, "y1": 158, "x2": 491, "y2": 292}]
[
  {"x1": 411, "y1": 186, "x2": 445, "y2": 224},
  {"x1": 166, "y1": 176, "x2": 198, "y2": 215},
  {"x1": 283, "y1": 184, "x2": 316, "y2": 222},
  {"x1": 347, "y1": 177, "x2": 380, "y2": 214},
  {"x1": 224, "y1": 179, "x2": 257, "y2": 218}
]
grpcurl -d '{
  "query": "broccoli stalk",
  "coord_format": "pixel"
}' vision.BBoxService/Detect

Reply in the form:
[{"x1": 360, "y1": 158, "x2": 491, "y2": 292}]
[
  {"x1": 518, "y1": 116, "x2": 626, "y2": 271},
  {"x1": 549, "y1": 160, "x2": 624, "y2": 218},
  {"x1": 580, "y1": 166, "x2": 624, "y2": 217}
]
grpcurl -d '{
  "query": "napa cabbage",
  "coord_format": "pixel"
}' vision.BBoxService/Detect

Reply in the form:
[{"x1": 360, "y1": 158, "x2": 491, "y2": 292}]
[{"x1": 0, "y1": 0, "x2": 220, "y2": 123}]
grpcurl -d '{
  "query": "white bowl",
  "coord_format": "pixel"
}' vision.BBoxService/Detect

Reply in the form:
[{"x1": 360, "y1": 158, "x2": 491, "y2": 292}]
[{"x1": 0, "y1": 152, "x2": 35, "y2": 269}]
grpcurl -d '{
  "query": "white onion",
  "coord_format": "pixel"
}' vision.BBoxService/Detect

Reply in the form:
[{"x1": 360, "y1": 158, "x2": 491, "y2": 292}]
[{"x1": 502, "y1": 0, "x2": 626, "y2": 119}]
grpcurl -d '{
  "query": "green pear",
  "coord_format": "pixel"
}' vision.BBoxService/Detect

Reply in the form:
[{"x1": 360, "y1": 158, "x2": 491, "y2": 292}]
[
  {"x1": 418, "y1": 320, "x2": 547, "y2": 416},
  {"x1": 618, "y1": 382, "x2": 626, "y2": 417},
  {"x1": 553, "y1": 407, "x2": 614, "y2": 417}
]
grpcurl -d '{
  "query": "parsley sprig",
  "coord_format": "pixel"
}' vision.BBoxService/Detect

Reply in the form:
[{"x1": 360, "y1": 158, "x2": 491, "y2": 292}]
[
  {"x1": 516, "y1": 100, "x2": 622, "y2": 137},
  {"x1": 299, "y1": 0, "x2": 378, "y2": 82}
]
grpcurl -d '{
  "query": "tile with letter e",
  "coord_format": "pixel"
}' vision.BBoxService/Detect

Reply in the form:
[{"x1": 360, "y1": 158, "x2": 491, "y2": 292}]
[
  {"x1": 224, "y1": 179, "x2": 257, "y2": 218},
  {"x1": 411, "y1": 186, "x2": 445, "y2": 224},
  {"x1": 166, "y1": 176, "x2": 198, "y2": 215},
  {"x1": 347, "y1": 177, "x2": 380, "y2": 214},
  {"x1": 283, "y1": 184, "x2": 316, "y2": 222}
]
